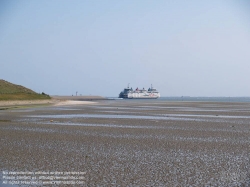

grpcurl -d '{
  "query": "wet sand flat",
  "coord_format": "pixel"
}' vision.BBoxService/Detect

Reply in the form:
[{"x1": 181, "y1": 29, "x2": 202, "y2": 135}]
[{"x1": 1, "y1": 100, "x2": 250, "y2": 186}]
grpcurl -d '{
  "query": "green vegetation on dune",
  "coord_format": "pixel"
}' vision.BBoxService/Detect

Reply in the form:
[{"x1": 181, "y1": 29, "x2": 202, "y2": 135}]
[
  {"x1": 0, "y1": 93, "x2": 50, "y2": 100},
  {"x1": 0, "y1": 79, "x2": 50, "y2": 100},
  {"x1": 0, "y1": 79, "x2": 36, "y2": 94}
]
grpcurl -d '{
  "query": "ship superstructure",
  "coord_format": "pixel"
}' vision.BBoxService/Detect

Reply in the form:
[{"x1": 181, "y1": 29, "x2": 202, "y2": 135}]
[{"x1": 119, "y1": 84, "x2": 160, "y2": 99}]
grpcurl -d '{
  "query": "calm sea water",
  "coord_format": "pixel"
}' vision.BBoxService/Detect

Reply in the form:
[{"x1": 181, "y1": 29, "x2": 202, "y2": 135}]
[
  {"x1": 159, "y1": 97, "x2": 250, "y2": 102},
  {"x1": 109, "y1": 97, "x2": 250, "y2": 102}
]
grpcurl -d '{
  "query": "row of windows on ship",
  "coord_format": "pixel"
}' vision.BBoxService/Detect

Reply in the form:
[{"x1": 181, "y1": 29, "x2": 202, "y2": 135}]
[{"x1": 126, "y1": 87, "x2": 157, "y2": 92}]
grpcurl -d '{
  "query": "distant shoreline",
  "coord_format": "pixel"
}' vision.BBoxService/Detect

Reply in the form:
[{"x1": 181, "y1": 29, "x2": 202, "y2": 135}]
[
  {"x1": 52, "y1": 95, "x2": 109, "y2": 101},
  {"x1": 1, "y1": 96, "x2": 250, "y2": 109},
  {"x1": 0, "y1": 99, "x2": 58, "y2": 109},
  {"x1": 0, "y1": 95, "x2": 106, "y2": 109}
]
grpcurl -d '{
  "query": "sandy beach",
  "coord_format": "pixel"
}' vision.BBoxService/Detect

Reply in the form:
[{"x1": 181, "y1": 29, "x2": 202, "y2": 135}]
[
  {"x1": 54, "y1": 100, "x2": 97, "y2": 106},
  {"x1": 0, "y1": 99, "x2": 58, "y2": 107},
  {"x1": 1, "y1": 100, "x2": 250, "y2": 186},
  {"x1": 0, "y1": 96, "x2": 101, "y2": 108}
]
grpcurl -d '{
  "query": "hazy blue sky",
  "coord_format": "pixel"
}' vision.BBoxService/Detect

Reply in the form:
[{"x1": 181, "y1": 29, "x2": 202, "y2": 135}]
[{"x1": 1, "y1": 0, "x2": 250, "y2": 97}]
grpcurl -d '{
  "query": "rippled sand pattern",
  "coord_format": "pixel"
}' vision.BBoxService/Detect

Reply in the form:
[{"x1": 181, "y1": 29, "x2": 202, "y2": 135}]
[{"x1": 1, "y1": 100, "x2": 250, "y2": 186}]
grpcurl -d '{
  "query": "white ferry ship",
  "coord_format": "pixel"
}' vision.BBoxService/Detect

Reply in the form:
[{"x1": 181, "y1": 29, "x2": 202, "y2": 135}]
[{"x1": 119, "y1": 84, "x2": 160, "y2": 99}]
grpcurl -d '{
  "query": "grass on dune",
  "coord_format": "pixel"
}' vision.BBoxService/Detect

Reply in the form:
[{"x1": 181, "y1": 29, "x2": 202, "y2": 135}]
[
  {"x1": 0, "y1": 79, "x2": 35, "y2": 94},
  {"x1": 0, "y1": 79, "x2": 51, "y2": 101},
  {"x1": 0, "y1": 93, "x2": 50, "y2": 101}
]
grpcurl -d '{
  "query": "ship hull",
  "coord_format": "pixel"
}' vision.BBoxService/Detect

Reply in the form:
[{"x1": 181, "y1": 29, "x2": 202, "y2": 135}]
[
  {"x1": 119, "y1": 92, "x2": 160, "y2": 99},
  {"x1": 119, "y1": 85, "x2": 160, "y2": 99},
  {"x1": 124, "y1": 97, "x2": 158, "y2": 99}
]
